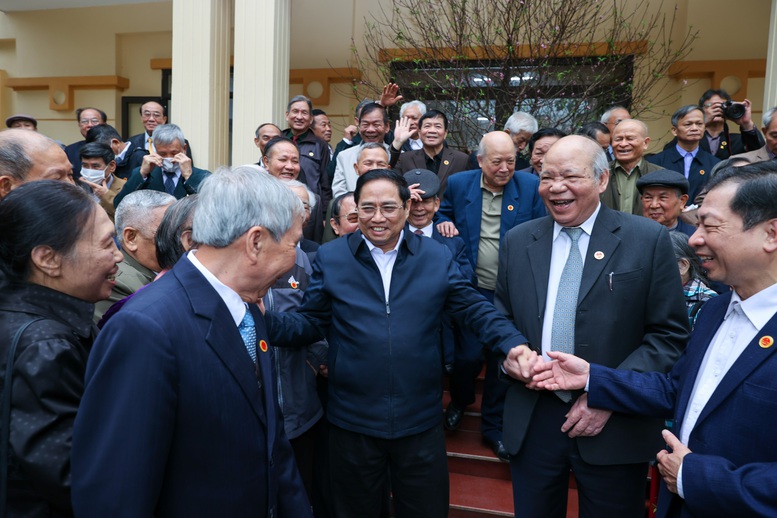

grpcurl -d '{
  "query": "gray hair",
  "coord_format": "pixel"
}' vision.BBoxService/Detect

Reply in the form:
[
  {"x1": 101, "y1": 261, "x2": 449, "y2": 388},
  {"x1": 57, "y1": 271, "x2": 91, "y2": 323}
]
[
  {"x1": 287, "y1": 95, "x2": 312, "y2": 112},
  {"x1": 591, "y1": 143, "x2": 610, "y2": 182},
  {"x1": 600, "y1": 106, "x2": 628, "y2": 125},
  {"x1": 671, "y1": 105, "x2": 704, "y2": 127},
  {"x1": 399, "y1": 100, "x2": 427, "y2": 118},
  {"x1": 0, "y1": 130, "x2": 58, "y2": 181},
  {"x1": 152, "y1": 124, "x2": 186, "y2": 148},
  {"x1": 763, "y1": 107, "x2": 777, "y2": 131},
  {"x1": 193, "y1": 166, "x2": 305, "y2": 246},
  {"x1": 504, "y1": 111, "x2": 538, "y2": 135},
  {"x1": 115, "y1": 190, "x2": 176, "y2": 244},
  {"x1": 356, "y1": 142, "x2": 388, "y2": 163},
  {"x1": 282, "y1": 179, "x2": 317, "y2": 210}
]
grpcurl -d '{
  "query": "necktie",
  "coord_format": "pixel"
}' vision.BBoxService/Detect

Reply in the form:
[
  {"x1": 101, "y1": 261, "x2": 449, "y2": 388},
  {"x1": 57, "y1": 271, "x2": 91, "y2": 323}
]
[
  {"x1": 163, "y1": 172, "x2": 176, "y2": 195},
  {"x1": 683, "y1": 152, "x2": 693, "y2": 179},
  {"x1": 551, "y1": 227, "x2": 583, "y2": 402},
  {"x1": 147, "y1": 137, "x2": 155, "y2": 154},
  {"x1": 414, "y1": 229, "x2": 424, "y2": 236},
  {"x1": 238, "y1": 303, "x2": 257, "y2": 363}
]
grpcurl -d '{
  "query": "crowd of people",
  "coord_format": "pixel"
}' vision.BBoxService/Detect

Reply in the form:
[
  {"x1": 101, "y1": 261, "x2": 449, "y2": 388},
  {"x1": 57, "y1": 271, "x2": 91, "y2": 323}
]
[{"x1": 1, "y1": 82, "x2": 777, "y2": 518}]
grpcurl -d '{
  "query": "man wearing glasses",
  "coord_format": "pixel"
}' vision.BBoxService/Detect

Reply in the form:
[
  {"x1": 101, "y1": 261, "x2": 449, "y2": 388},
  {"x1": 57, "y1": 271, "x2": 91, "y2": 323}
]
[
  {"x1": 65, "y1": 106, "x2": 107, "y2": 179},
  {"x1": 128, "y1": 100, "x2": 194, "y2": 164},
  {"x1": 266, "y1": 169, "x2": 529, "y2": 518}
]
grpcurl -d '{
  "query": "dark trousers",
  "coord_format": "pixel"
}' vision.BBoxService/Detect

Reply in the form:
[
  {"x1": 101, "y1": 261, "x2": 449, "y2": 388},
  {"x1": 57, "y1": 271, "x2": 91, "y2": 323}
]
[
  {"x1": 290, "y1": 420, "x2": 320, "y2": 511},
  {"x1": 509, "y1": 391, "x2": 647, "y2": 518},
  {"x1": 476, "y1": 287, "x2": 508, "y2": 442},
  {"x1": 329, "y1": 423, "x2": 449, "y2": 518},
  {"x1": 448, "y1": 323, "x2": 483, "y2": 408}
]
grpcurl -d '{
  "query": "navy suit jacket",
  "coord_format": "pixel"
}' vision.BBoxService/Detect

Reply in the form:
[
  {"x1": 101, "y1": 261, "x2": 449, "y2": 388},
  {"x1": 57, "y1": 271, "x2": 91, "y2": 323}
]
[
  {"x1": 72, "y1": 257, "x2": 311, "y2": 517},
  {"x1": 113, "y1": 165, "x2": 210, "y2": 207},
  {"x1": 436, "y1": 168, "x2": 546, "y2": 271},
  {"x1": 588, "y1": 291, "x2": 777, "y2": 517},
  {"x1": 495, "y1": 205, "x2": 690, "y2": 464},
  {"x1": 646, "y1": 146, "x2": 720, "y2": 203}
]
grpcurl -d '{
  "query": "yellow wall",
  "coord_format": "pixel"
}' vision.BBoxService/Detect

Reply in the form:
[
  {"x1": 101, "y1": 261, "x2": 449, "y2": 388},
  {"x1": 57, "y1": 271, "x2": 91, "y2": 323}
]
[{"x1": 0, "y1": 0, "x2": 773, "y2": 152}]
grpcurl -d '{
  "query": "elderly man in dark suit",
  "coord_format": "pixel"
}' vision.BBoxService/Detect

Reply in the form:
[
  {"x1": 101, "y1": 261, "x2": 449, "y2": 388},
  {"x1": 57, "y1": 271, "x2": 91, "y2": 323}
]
[
  {"x1": 436, "y1": 130, "x2": 546, "y2": 459},
  {"x1": 647, "y1": 105, "x2": 720, "y2": 203},
  {"x1": 72, "y1": 167, "x2": 312, "y2": 517},
  {"x1": 531, "y1": 162, "x2": 777, "y2": 518},
  {"x1": 495, "y1": 135, "x2": 689, "y2": 517},
  {"x1": 114, "y1": 124, "x2": 210, "y2": 207}
]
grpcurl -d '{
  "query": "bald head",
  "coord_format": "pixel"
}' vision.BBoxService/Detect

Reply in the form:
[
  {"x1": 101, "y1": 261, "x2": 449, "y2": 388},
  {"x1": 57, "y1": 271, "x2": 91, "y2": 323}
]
[
  {"x1": 0, "y1": 129, "x2": 74, "y2": 198},
  {"x1": 611, "y1": 119, "x2": 651, "y2": 170},
  {"x1": 477, "y1": 131, "x2": 518, "y2": 192},
  {"x1": 477, "y1": 130, "x2": 516, "y2": 159}
]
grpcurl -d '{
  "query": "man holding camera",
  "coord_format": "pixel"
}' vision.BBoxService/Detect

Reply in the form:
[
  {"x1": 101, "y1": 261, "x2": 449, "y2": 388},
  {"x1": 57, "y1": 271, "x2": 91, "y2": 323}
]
[{"x1": 698, "y1": 89, "x2": 764, "y2": 159}]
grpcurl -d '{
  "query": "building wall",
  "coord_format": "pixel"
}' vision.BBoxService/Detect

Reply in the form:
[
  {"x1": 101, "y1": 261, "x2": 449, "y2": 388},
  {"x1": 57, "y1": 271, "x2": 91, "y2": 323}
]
[{"x1": 0, "y1": 0, "x2": 772, "y2": 156}]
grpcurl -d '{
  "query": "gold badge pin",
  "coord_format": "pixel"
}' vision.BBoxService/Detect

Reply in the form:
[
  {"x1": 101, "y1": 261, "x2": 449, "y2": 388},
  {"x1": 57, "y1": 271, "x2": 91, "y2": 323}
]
[
  {"x1": 700, "y1": 170, "x2": 705, "y2": 175},
  {"x1": 594, "y1": 251, "x2": 605, "y2": 260},
  {"x1": 259, "y1": 339, "x2": 269, "y2": 353},
  {"x1": 443, "y1": 160, "x2": 450, "y2": 165},
  {"x1": 759, "y1": 336, "x2": 774, "y2": 349},
  {"x1": 308, "y1": 152, "x2": 314, "y2": 157},
  {"x1": 507, "y1": 205, "x2": 514, "y2": 211},
  {"x1": 721, "y1": 141, "x2": 727, "y2": 147}
]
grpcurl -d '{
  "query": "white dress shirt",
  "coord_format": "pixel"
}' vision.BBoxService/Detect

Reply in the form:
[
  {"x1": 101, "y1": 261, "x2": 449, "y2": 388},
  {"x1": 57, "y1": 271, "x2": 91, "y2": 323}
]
[
  {"x1": 362, "y1": 231, "x2": 404, "y2": 304},
  {"x1": 187, "y1": 250, "x2": 247, "y2": 326},
  {"x1": 408, "y1": 223, "x2": 433, "y2": 238},
  {"x1": 540, "y1": 203, "x2": 601, "y2": 359}
]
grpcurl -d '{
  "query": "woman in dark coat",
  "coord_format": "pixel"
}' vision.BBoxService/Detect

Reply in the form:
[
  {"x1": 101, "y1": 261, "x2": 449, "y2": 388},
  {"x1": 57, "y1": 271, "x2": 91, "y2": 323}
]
[{"x1": 0, "y1": 181, "x2": 123, "y2": 517}]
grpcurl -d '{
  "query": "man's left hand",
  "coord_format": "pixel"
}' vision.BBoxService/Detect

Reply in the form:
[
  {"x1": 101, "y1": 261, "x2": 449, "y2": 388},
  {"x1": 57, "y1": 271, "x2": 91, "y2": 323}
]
[
  {"x1": 173, "y1": 152, "x2": 193, "y2": 180},
  {"x1": 657, "y1": 429, "x2": 691, "y2": 494},
  {"x1": 561, "y1": 393, "x2": 612, "y2": 438}
]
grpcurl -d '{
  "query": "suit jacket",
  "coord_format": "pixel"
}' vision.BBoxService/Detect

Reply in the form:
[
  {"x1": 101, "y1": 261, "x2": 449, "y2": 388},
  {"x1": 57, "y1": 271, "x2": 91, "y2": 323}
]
[
  {"x1": 663, "y1": 123, "x2": 765, "y2": 160},
  {"x1": 65, "y1": 140, "x2": 86, "y2": 180},
  {"x1": 72, "y1": 256, "x2": 311, "y2": 517},
  {"x1": 646, "y1": 146, "x2": 720, "y2": 203},
  {"x1": 587, "y1": 291, "x2": 777, "y2": 517},
  {"x1": 128, "y1": 133, "x2": 195, "y2": 163},
  {"x1": 495, "y1": 205, "x2": 690, "y2": 464},
  {"x1": 436, "y1": 168, "x2": 546, "y2": 270},
  {"x1": 113, "y1": 165, "x2": 210, "y2": 207},
  {"x1": 99, "y1": 174, "x2": 126, "y2": 221},
  {"x1": 732, "y1": 144, "x2": 772, "y2": 164},
  {"x1": 394, "y1": 148, "x2": 469, "y2": 199},
  {"x1": 600, "y1": 158, "x2": 663, "y2": 215}
]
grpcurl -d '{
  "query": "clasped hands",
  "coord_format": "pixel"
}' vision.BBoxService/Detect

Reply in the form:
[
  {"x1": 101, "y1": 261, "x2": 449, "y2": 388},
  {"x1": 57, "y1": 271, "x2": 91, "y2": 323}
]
[{"x1": 509, "y1": 347, "x2": 691, "y2": 491}]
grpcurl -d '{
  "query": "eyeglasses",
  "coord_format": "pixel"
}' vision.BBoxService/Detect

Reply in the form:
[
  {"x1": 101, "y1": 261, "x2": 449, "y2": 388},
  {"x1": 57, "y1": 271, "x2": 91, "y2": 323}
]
[
  {"x1": 79, "y1": 118, "x2": 101, "y2": 125},
  {"x1": 358, "y1": 204, "x2": 403, "y2": 218},
  {"x1": 141, "y1": 111, "x2": 164, "y2": 119},
  {"x1": 339, "y1": 211, "x2": 359, "y2": 223}
]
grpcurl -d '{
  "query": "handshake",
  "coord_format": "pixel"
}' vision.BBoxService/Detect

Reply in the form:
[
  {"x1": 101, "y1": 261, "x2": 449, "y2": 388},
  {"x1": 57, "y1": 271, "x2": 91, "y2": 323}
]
[{"x1": 503, "y1": 344, "x2": 589, "y2": 390}]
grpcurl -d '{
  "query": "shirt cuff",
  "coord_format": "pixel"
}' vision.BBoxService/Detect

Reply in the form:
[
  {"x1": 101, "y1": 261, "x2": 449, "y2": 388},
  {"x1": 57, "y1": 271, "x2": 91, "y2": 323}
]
[
  {"x1": 584, "y1": 375, "x2": 590, "y2": 392},
  {"x1": 676, "y1": 461, "x2": 685, "y2": 499},
  {"x1": 342, "y1": 137, "x2": 353, "y2": 145}
]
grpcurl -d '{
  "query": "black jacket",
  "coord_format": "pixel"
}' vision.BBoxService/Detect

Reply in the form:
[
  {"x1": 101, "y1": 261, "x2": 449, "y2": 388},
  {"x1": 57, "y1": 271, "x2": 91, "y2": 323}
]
[{"x1": 0, "y1": 282, "x2": 95, "y2": 517}]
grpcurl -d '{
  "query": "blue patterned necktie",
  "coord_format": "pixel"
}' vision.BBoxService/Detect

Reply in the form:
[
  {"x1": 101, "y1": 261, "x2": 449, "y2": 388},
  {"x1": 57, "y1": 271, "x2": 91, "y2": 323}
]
[
  {"x1": 551, "y1": 227, "x2": 583, "y2": 402},
  {"x1": 238, "y1": 303, "x2": 257, "y2": 363},
  {"x1": 163, "y1": 171, "x2": 176, "y2": 195}
]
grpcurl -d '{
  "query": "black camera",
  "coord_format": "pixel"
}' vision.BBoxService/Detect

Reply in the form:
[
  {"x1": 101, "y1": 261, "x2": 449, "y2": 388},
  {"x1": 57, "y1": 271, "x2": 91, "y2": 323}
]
[{"x1": 721, "y1": 101, "x2": 746, "y2": 120}]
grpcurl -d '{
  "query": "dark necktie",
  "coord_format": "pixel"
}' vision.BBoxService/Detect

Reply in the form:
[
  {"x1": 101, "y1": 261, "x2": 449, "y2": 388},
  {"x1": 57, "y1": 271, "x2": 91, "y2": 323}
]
[
  {"x1": 163, "y1": 171, "x2": 176, "y2": 195},
  {"x1": 414, "y1": 229, "x2": 424, "y2": 236},
  {"x1": 551, "y1": 227, "x2": 583, "y2": 402}
]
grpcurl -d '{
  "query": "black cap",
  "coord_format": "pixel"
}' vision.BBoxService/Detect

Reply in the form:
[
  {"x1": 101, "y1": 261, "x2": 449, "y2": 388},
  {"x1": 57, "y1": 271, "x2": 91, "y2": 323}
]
[
  {"x1": 636, "y1": 169, "x2": 690, "y2": 195},
  {"x1": 403, "y1": 169, "x2": 440, "y2": 199}
]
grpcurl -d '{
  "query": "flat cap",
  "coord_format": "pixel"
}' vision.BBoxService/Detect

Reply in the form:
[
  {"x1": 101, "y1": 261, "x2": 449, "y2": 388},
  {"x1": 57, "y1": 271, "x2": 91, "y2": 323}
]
[
  {"x1": 403, "y1": 169, "x2": 440, "y2": 199},
  {"x1": 5, "y1": 114, "x2": 38, "y2": 129},
  {"x1": 636, "y1": 169, "x2": 690, "y2": 195}
]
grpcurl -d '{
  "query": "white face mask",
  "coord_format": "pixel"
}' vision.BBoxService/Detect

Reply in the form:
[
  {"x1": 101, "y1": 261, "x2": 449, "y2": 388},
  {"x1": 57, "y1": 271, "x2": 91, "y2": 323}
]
[{"x1": 81, "y1": 166, "x2": 107, "y2": 183}]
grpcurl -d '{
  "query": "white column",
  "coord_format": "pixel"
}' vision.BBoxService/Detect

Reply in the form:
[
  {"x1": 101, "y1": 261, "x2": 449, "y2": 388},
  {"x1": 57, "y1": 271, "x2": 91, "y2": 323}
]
[
  {"x1": 764, "y1": 0, "x2": 777, "y2": 113},
  {"x1": 231, "y1": 0, "x2": 291, "y2": 167},
  {"x1": 171, "y1": 0, "x2": 232, "y2": 171}
]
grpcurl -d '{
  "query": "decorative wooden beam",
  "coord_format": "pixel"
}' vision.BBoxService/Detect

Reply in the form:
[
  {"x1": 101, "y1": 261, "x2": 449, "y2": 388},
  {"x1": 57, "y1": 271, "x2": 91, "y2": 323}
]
[
  {"x1": 377, "y1": 41, "x2": 649, "y2": 62},
  {"x1": 150, "y1": 59, "x2": 362, "y2": 106},
  {"x1": 668, "y1": 59, "x2": 766, "y2": 100},
  {"x1": 4, "y1": 75, "x2": 130, "y2": 111}
]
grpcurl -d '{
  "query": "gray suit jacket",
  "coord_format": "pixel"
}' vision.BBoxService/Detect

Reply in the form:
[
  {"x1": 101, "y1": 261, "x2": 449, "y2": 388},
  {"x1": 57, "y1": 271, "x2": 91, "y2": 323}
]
[
  {"x1": 731, "y1": 144, "x2": 771, "y2": 164},
  {"x1": 495, "y1": 205, "x2": 690, "y2": 465}
]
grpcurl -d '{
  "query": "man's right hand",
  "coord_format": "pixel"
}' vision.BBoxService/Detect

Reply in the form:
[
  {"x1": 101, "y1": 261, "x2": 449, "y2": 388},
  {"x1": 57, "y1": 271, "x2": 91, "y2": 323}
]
[
  {"x1": 436, "y1": 221, "x2": 459, "y2": 237},
  {"x1": 139, "y1": 153, "x2": 163, "y2": 179},
  {"x1": 392, "y1": 117, "x2": 413, "y2": 149},
  {"x1": 502, "y1": 344, "x2": 541, "y2": 383},
  {"x1": 531, "y1": 351, "x2": 590, "y2": 390}
]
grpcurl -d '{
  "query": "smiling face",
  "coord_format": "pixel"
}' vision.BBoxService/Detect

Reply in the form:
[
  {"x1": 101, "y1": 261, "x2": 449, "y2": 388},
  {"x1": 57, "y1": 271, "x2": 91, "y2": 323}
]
[
  {"x1": 478, "y1": 132, "x2": 516, "y2": 192},
  {"x1": 285, "y1": 100, "x2": 311, "y2": 136},
  {"x1": 420, "y1": 115, "x2": 447, "y2": 151},
  {"x1": 58, "y1": 207, "x2": 123, "y2": 302},
  {"x1": 612, "y1": 120, "x2": 650, "y2": 168},
  {"x1": 354, "y1": 147, "x2": 389, "y2": 176},
  {"x1": 358, "y1": 108, "x2": 389, "y2": 143},
  {"x1": 254, "y1": 125, "x2": 281, "y2": 154},
  {"x1": 530, "y1": 136, "x2": 561, "y2": 173},
  {"x1": 408, "y1": 196, "x2": 440, "y2": 229},
  {"x1": 264, "y1": 142, "x2": 301, "y2": 180},
  {"x1": 357, "y1": 178, "x2": 409, "y2": 252},
  {"x1": 140, "y1": 102, "x2": 166, "y2": 134},
  {"x1": 539, "y1": 136, "x2": 608, "y2": 228},
  {"x1": 641, "y1": 185, "x2": 688, "y2": 228}
]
